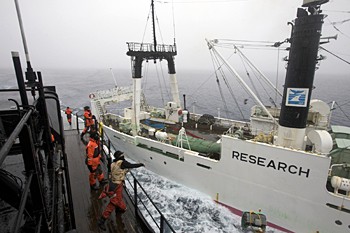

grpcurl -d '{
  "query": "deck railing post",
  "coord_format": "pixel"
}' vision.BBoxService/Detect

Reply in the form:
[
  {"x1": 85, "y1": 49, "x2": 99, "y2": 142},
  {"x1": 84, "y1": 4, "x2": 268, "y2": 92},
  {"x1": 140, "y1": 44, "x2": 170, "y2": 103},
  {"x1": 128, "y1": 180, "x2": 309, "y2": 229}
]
[
  {"x1": 107, "y1": 139, "x2": 111, "y2": 173},
  {"x1": 76, "y1": 113, "x2": 79, "y2": 134},
  {"x1": 160, "y1": 215, "x2": 164, "y2": 233},
  {"x1": 134, "y1": 178, "x2": 138, "y2": 216}
]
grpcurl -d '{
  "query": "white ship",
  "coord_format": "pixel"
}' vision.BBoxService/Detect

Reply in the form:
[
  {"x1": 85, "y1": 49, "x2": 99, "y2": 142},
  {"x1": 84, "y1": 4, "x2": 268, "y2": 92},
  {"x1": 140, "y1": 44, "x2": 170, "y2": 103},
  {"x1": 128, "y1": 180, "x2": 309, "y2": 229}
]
[{"x1": 90, "y1": 0, "x2": 350, "y2": 232}]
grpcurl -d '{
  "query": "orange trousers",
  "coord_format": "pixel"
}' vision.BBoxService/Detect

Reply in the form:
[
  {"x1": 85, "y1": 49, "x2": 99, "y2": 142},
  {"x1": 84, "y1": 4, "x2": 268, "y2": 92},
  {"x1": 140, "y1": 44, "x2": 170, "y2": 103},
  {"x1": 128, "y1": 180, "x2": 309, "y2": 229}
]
[
  {"x1": 102, "y1": 183, "x2": 126, "y2": 219},
  {"x1": 87, "y1": 164, "x2": 104, "y2": 186}
]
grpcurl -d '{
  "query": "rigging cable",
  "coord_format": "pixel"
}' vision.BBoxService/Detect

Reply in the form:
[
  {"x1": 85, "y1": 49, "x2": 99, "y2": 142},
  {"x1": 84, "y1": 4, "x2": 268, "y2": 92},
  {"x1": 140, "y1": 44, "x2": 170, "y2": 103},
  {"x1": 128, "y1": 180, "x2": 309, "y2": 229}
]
[
  {"x1": 153, "y1": 6, "x2": 171, "y2": 101},
  {"x1": 186, "y1": 72, "x2": 216, "y2": 114},
  {"x1": 209, "y1": 40, "x2": 277, "y2": 123},
  {"x1": 237, "y1": 47, "x2": 278, "y2": 107},
  {"x1": 237, "y1": 51, "x2": 262, "y2": 101},
  {"x1": 211, "y1": 49, "x2": 246, "y2": 120},
  {"x1": 232, "y1": 44, "x2": 283, "y2": 98},
  {"x1": 319, "y1": 46, "x2": 350, "y2": 65},
  {"x1": 326, "y1": 17, "x2": 350, "y2": 39},
  {"x1": 171, "y1": 0, "x2": 176, "y2": 44},
  {"x1": 141, "y1": 62, "x2": 151, "y2": 111},
  {"x1": 334, "y1": 102, "x2": 350, "y2": 121},
  {"x1": 141, "y1": 6, "x2": 152, "y2": 44},
  {"x1": 331, "y1": 99, "x2": 350, "y2": 108},
  {"x1": 275, "y1": 47, "x2": 280, "y2": 106},
  {"x1": 155, "y1": 63, "x2": 166, "y2": 106},
  {"x1": 157, "y1": 0, "x2": 247, "y2": 4},
  {"x1": 210, "y1": 52, "x2": 230, "y2": 118},
  {"x1": 142, "y1": 62, "x2": 150, "y2": 99},
  {"x1": 159, "y1": 61, "x2": 171, "y2": 100},
  {"x1": 156, "y1": 14, "x2": 165, "y2": 44},
  {"x1": 323, "y1": 10, "x2": 350, "y2": 14}
]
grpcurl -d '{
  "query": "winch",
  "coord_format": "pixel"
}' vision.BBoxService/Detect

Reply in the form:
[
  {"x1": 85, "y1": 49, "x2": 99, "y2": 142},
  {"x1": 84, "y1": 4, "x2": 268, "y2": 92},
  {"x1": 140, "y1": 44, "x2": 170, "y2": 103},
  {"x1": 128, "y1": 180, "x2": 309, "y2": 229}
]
[{"x1": 241, "y1": 211, "x2": 267, "y2": 233}]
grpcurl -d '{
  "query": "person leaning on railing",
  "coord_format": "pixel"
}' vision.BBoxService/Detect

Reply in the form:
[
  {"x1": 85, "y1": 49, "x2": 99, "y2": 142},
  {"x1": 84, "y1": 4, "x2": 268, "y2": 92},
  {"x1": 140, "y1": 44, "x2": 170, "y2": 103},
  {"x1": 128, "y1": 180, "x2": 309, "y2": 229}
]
[{"x1": 97, "y1": 151, "x2": 144, "y2": 231}]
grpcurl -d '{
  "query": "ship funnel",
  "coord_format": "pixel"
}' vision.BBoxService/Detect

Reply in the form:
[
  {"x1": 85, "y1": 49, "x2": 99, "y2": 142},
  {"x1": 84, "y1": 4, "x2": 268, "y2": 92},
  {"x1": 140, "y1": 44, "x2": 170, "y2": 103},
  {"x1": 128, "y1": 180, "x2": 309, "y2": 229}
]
[
  {"x1": 276, "y1": 2, "x2": 327, "y2": 149},
  {"x1": 302, "y1": 0, "x2": 329, "y2": 7}
]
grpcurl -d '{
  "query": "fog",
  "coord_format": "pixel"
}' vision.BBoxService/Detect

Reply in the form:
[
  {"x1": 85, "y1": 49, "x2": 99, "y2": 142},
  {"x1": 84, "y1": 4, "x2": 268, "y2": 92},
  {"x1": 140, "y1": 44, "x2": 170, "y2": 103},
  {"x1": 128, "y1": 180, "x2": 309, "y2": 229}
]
[{"x1": 1, "y1": 0, "x2": 349, "y2": 75}]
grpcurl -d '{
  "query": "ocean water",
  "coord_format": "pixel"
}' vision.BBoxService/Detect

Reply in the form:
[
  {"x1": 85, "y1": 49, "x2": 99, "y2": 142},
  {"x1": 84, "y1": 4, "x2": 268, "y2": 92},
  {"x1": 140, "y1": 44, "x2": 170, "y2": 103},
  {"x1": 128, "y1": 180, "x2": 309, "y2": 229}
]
[
  {"x1": 127, "y1": 168, "x2": 242, "y2": 233},
  {"x1": 126, "y1": 167, "x2": 280, "y2": 233},
  {"x1": 0, "y1": 66, "x2": 349, "y2": 232}
]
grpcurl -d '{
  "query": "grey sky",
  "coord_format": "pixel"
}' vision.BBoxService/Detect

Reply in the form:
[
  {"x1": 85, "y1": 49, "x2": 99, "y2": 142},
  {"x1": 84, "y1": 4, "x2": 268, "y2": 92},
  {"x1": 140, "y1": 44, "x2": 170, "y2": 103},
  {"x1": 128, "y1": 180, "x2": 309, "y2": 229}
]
[{"x1": 1, "y1": 0, "x2": 349, "y2": 74}]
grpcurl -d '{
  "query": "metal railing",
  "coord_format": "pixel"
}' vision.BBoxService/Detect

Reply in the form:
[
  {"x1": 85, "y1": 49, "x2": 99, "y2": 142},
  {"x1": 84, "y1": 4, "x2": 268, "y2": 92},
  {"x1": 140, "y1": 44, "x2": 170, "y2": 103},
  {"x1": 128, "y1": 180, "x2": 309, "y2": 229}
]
[
  {"x1": 0, "y1": 93, "x2": 76, "y2": 233},
  {"x1": 126, "y1": 172, "x2": 176, "y2": 233},
  {"x1": 0, "y1": 52, "x2": 76, "y2": 232},
  {"x1": 127, "y1": 42, "x2": 177, "y2": 53}
]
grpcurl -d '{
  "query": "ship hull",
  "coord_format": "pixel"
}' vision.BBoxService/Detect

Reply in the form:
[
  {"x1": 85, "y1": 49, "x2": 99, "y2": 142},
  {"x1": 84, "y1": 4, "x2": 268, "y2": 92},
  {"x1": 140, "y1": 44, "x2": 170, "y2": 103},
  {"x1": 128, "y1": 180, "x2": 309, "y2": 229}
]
[{"x1": 104, "y1": 125, "x2": 350, "y2": 233}]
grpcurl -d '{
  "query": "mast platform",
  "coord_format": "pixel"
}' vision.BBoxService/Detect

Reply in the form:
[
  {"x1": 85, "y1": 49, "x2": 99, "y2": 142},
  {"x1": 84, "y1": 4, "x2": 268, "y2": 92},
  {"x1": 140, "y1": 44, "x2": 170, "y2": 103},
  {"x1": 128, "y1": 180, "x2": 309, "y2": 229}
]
[{"x1": 126, "y1": 42, "x2": 177, "y2": 60}]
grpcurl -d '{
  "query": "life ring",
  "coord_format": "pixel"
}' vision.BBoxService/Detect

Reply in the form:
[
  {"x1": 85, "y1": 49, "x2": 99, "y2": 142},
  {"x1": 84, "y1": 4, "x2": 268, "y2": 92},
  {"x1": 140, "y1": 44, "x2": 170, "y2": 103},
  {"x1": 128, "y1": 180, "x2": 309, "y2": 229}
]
[
  {"x1": 89, "y1": 93, "x2": 95, "y2": 99},
  {"x1": 178, "y1": 109, "x2": 183, "y2": 115}
]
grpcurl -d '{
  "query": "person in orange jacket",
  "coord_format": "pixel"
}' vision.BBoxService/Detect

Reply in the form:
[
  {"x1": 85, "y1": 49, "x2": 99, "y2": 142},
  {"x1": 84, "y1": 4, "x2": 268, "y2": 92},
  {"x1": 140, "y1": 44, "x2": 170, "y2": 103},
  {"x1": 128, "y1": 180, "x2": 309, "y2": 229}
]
[
  {"x1": 81, "y1": 106, "x2": 95, "y2": 140},
  {"x1": 97, "y1": 151, "x2": 144, "y2": 231},
  {"x1": 65, "y1": 107, "x2": 73, "y2": 126},
  {"x1": 86, "y1": 132, "x2": 107, "y2": 190}
]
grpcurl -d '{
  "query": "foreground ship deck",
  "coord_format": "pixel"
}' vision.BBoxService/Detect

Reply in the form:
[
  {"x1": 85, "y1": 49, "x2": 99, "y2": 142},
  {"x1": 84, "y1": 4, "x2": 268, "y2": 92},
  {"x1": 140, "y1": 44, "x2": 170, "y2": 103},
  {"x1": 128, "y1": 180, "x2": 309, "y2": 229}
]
[{"x1": 63, "y1": 120, "x2": 151, "y2": 233}]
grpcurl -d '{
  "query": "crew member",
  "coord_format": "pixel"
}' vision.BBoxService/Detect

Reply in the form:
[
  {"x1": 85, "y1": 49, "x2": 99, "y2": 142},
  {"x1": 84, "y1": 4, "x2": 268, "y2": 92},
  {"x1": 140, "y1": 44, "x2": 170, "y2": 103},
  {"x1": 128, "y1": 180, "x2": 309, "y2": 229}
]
[
  {"x1": 86, "y1": 132, "x2": 107, "y2": 190},
  {"x1": 65, "y1": 106, "x2": 73, "y2": 126},
  {"x1": 81, "y1": 106, "x2": 95, "y2": 140},
  {"x1": 97, "y1": 151, "x2": 144, "y2": 231}
]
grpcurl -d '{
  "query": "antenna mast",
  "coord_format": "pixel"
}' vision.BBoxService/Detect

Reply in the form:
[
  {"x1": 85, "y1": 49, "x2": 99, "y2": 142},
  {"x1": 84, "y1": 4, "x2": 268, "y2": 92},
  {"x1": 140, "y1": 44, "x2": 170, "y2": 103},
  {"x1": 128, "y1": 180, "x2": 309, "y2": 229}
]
[
  {"x1": 14, "y1": 0, "x2": 36, "y2": 87},
  {"x1": 151, "y1": 0, "x2": 157, "y2": 52}
]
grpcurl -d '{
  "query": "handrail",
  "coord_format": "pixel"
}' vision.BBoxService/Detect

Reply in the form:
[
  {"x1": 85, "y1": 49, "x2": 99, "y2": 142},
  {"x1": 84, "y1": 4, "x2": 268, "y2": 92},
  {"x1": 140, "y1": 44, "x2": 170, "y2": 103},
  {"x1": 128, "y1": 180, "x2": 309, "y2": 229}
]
[
  {"x1": 126, "y1": 172, "x2": 176, "y2": 233},
  {"x1": 127, "y1": 42, "x2": 177, "y2": 53}
]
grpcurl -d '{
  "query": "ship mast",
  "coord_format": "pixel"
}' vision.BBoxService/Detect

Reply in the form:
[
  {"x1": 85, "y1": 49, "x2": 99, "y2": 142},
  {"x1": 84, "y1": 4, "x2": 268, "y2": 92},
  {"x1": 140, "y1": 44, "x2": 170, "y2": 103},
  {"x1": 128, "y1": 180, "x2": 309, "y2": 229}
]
[
  {"x1": 126, "y1": 0, "x2": 179, "y2": 135},
  {"x1": 151, "y1": 0, "x2": 157, "y2": 52}
]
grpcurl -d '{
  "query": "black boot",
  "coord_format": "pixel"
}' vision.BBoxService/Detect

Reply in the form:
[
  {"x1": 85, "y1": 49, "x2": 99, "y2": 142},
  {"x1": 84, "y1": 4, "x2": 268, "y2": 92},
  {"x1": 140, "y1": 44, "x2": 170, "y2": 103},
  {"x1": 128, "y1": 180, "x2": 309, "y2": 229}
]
[
  {"x1": 97, "y1": 217, "x2": 107, "y2": 231},
  {"x1": 100, "y1": 179, "x2": 108, "y2": 185},
  {"x1": 90, "y1": 184, "x2": 99, "y2": 190}
]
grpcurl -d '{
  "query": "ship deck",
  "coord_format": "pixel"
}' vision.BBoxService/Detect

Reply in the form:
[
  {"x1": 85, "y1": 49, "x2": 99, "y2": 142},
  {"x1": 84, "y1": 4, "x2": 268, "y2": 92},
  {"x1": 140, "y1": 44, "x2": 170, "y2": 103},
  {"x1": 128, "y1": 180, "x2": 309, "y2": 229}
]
[{"x1": 63, "y1": 120, "x2": 151, "y2": 233}]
